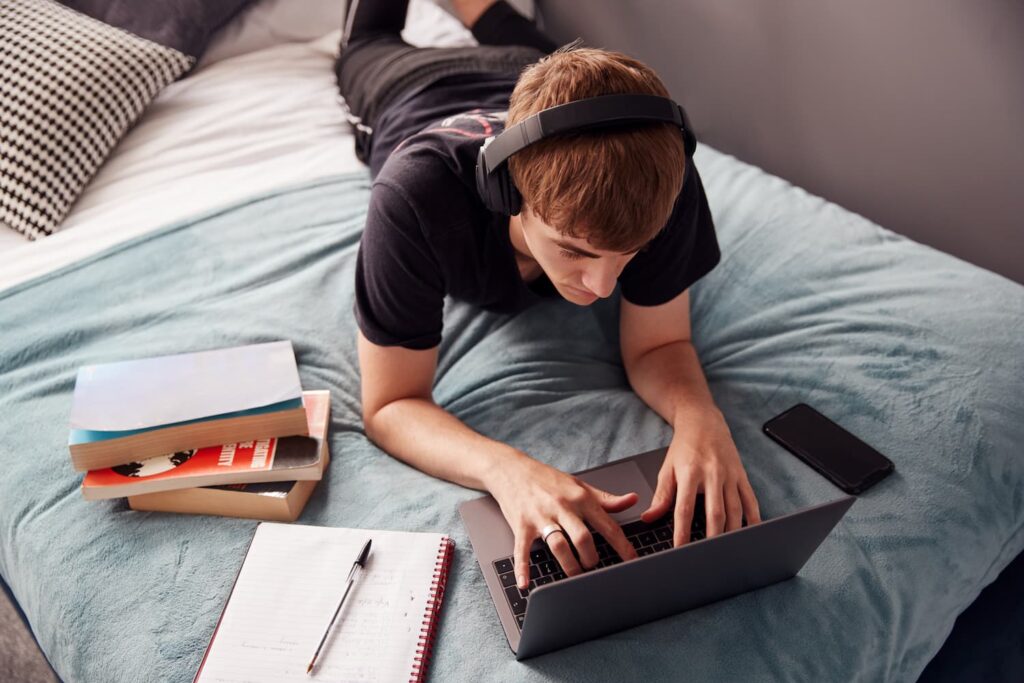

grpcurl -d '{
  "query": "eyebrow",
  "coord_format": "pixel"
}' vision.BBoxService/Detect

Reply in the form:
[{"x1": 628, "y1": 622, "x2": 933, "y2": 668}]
[{"x1": 554, "y1": 239, "x2": 642, "y2": 258}]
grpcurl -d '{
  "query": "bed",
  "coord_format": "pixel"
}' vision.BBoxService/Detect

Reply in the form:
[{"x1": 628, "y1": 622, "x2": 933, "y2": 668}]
[{"x1": 1, "y1": 2, "x2": 1022, "y2": 682}]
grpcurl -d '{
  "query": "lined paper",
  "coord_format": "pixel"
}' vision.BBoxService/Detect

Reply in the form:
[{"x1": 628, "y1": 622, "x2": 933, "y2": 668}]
[{"x1": 196, "y1": 523, "x2": 446, "y2": 682}]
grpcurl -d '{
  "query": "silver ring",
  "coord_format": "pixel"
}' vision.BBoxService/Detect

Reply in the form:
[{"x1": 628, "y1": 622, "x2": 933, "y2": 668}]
[{"x1": 540, "y1": 524, "x2": 566, "y2": 545}]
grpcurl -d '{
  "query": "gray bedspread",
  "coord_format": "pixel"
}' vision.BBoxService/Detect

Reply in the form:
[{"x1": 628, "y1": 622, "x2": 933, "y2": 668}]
[{"x1": 1, "y1": 146, "x2": 1022, "y2": 682}]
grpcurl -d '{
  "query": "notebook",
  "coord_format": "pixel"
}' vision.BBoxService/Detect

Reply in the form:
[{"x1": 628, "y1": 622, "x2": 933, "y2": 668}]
[{"x1": 195, "y1": 523, "x2": 455, "y2": 682}]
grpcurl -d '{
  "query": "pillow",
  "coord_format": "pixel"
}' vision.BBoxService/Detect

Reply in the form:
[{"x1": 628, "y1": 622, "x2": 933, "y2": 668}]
[
  {"x1": 200, "y1": 0, "x2": 348, "y2": 67},
  {"x1": 0, "y1": 0, "x2": 252, "y2": 240}
]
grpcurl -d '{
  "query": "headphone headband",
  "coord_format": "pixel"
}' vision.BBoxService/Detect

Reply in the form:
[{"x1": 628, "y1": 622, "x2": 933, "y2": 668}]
[
  {"x1": 475, "y1": 93, "x2": 697, "y2": 216},
  {"x1": 480, "y1": 94, "x2": 695, "y2": 174}
]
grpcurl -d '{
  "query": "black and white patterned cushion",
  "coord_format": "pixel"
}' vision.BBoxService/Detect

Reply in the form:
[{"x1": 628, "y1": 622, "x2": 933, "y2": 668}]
[{"x1": 0, "y1": 0, "x2": 194, "y2": 240}]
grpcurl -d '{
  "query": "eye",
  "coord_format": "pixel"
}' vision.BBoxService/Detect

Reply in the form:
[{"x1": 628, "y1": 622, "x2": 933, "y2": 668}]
[{"x1": 559, "y1": 249, "x2": 584, "y2": 261}]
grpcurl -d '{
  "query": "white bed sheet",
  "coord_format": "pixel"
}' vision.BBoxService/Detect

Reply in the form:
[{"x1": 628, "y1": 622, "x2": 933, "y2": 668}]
[{"x1": 0, "y1": 0, "x2": 479, "y2": 293}]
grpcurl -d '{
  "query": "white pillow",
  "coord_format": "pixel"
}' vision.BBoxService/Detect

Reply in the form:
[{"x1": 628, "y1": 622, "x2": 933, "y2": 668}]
[
  {"x1": 200, "y1": 0, "x2": 348, "y2": 67},
  {"x1": 200, "y1": 0, "x2": 536, "y2": 67}
]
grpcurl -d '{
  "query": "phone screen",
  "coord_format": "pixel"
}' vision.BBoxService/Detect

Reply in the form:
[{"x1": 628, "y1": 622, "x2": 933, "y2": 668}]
[{"x1": 764, "y1": 404, "x2": 894, "y2": 492}]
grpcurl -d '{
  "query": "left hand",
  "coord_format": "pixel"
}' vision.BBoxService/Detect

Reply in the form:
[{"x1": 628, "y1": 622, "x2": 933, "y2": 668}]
[{"x1": 640, "y1": 408, "x2": 761, "y2": 546}]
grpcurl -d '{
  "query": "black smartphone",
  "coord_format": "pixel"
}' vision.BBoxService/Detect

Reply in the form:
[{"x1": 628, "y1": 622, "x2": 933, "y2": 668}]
[{"x1": 763, "y1": 403, "x2": 895, "y2": 494}]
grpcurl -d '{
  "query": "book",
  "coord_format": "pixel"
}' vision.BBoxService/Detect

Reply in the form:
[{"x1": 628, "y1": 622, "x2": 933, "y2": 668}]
[
  {"x1": 125, "y1": 459, "x2": 327, "y2": 522},
  {"x1": 194, "y1": 523, "x2": 455, "y2": 683},
  {"x1": 82, "y1": 391, "x2": 330, "y2": 501},
  {"x1": 69, "y1": 341, "x2": 308, "y2": 471}
]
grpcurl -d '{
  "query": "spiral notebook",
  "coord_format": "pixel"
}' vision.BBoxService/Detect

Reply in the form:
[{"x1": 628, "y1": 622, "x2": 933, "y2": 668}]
[{"x1": 194, "y1": 523, "x2": 455, "y2": 682}]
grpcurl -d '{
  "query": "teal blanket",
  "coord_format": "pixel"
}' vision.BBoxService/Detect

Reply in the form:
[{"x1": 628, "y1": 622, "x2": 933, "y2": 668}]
[{"x1": 1, "y1": 147, "x2": 1022, "y2": 682}]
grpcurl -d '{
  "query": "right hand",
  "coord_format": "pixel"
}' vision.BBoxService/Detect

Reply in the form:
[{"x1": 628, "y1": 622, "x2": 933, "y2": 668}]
[{"x1": 488, "y1": 453, "x2": 640, "y2": 590}]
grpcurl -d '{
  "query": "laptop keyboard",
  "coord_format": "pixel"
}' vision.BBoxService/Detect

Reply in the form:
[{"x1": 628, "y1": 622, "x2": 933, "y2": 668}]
[{"x1": 493, "y1": 513, "x2": 708, "y2": 630}]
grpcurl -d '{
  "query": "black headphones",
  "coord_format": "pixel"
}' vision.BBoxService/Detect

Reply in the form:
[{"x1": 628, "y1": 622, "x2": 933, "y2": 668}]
[{"x1": 475, "y1": 93, "x2": 697, "y2": 216}]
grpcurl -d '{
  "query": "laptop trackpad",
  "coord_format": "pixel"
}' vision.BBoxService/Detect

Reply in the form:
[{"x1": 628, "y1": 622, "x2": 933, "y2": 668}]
[{"x1": 576, "y1": 461, "x2": 656, "y2": 523}]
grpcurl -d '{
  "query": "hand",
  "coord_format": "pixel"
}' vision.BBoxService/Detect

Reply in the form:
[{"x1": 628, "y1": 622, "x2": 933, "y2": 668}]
[
  {"x1": 640, "y1": 408, "x2": 761, "y2": 545},
  {"x1": 488, "y1": 453, "x2": 640, "y2": 590}
]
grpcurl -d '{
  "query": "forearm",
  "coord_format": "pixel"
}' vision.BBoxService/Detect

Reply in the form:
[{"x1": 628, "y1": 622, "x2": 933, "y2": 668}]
[
  {"x1": 365, "y1": 397, "x2": 525, "y2": 493},
  {"x1": 624, "y1": 340, "x2": 722, "y2": 428}
]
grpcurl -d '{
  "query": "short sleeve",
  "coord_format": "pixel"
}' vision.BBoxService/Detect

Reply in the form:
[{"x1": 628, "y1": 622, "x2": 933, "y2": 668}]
[
  {"x1": 619, "y1": 162, "x2": 721, "y2": 306},
  {"x1": 354, "y1": 181, "x2": 446, "y2": 350}
]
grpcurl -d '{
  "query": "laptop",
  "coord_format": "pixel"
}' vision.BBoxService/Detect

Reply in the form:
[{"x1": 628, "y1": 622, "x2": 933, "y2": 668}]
[{"x1": 459, "y1": 446, "x2": 855, "y2": 659}]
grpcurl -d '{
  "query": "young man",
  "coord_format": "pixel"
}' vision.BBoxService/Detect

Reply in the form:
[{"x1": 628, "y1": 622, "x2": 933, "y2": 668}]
[{"x1": 337, "y1": 0, "x2": 761, "y2": 591}]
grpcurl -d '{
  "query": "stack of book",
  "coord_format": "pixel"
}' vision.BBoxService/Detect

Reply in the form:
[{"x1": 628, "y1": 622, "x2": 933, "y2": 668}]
[{"x1": 71, "y1": 341, "x2": 330, "y2": 522}]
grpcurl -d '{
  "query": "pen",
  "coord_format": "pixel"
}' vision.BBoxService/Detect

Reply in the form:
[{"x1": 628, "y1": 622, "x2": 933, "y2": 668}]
[{"x1": 306, "y1": 538, "x2": 373, "y2": 675}]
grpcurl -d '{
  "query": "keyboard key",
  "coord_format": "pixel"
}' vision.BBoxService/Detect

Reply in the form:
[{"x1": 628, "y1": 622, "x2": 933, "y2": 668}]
[
  {"x1": 505, "y1": 586, "x2": 527, "y2": 615},
  {"x1": 655, "y1": 527, "x2": 672, "y2": 542},
  {"x1": 516, "y1": 615, "x2": 525, "y2": 629},
  {"x1": 638, "y1": 531, "x2": 657, "y2": 547},
  {"x1": 531, "y1": 548, "x2": 550, "y2": 564},
  {"x1": 628, "y1": 535, "x2": 643, "y2": 550},
  {"x1": 535, "y1": 575, "x2": 553, "y2": 586},
  {"x1": 621, "y1": 520, "x2": 650, "y2": 537},
  {"x1": 653, "y1": 541, "x2": 671, "y2": 552},
  {"x1": 518, "y1": 586, "x2": 530, "y2": 598},
  {"x1": 499, "y1": 571, "x2": 517, "y2": 588},
  {"x1": 539, "y1": 560, "x2": 557, "y2": 575},
  {"x1": 494, "y1": 558, "x2": 514, "y2": 574},
  {"x1": 606, "y1": 556, "x2": 622, "y2": 565},
  {"x1": 529, "y1": 565, "x2": 540, "y2": 580},
  {"x1": 597, "y1": 544, "x2": 610, "y2": 559},
  {"x1": 637, "y1": 547, "x2": 654, "y2": 557},
  {"x1": 551, "y1": 571, "x2": 567, "y2": 581}
]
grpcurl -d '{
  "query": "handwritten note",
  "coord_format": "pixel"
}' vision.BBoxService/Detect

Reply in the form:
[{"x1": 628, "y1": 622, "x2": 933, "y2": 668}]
[{"x1": 196, "y1": 523, "x2": 447, "y2": 682}]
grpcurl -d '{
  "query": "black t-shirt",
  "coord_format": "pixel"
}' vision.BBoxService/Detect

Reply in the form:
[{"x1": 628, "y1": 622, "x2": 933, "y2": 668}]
[{"x1": 355, "y1": 74, "x2": 721, "y2": 350}]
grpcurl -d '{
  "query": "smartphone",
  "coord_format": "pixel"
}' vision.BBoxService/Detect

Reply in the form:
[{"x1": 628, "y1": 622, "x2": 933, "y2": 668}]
[{"x1": 763, "y1": 403, "x2": 894, "y2": 494}]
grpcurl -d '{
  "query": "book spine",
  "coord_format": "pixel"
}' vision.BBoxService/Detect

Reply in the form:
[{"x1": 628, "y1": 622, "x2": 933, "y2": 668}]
[{"x1": 410, "y1": 537, "x2": 455, "y2": 683}]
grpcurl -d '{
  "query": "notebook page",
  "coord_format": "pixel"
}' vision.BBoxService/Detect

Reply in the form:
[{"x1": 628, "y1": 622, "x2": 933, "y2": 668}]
[{"x1": 197, "y1": 523, "x2": 445, "y2": 682}]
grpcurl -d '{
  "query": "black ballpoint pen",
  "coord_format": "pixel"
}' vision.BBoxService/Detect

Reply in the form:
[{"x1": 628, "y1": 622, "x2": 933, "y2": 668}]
[{"x1": 306, "y1": 538, "x2": 372, "y2": 675}]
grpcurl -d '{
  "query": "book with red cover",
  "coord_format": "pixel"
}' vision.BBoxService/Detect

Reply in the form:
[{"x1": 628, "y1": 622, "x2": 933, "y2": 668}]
[
  {"x1": 126, "y1": 447, "x2": 330, "y2": 522},
  {"x1": 81, "y1": 391, "x2": 329, "y2": 500}
]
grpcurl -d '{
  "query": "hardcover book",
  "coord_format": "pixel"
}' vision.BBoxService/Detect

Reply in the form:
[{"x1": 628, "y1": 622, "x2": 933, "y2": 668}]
[
  {"x1": 126, "y1": 462, "x2": 327, "y2": 522},
  {"x1": 69, "y1": 341, "x2": 308, "y2": 471},
  {"x1": 82, "y1": 391, "x2": 329, "y2": 500}
]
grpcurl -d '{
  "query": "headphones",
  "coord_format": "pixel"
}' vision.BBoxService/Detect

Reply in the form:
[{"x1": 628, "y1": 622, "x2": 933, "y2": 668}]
[{"x1": 475, "y1": 93, "x2": 697, "y2": 216}]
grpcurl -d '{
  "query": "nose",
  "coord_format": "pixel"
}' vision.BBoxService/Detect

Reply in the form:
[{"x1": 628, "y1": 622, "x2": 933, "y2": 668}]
[{"x1": 581, "y1": 260, "x2": 619, "y2": 298}]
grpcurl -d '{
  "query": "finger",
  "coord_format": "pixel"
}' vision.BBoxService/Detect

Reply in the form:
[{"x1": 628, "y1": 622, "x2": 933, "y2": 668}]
[
  {"x1": 724, "y1": 483, "x2": 743, "y2": 532},
  {"x1": 587, "y1": 509, "x2": 637, "y2": 562},
  {"x1": 673, "y1": 476, "x2": 698, "y2": 547},
  {"x1": 584, "y1": 483, "x2": 639, "y2": 514},
  {"x1": 560, "y1": 516, "x2": 599, "y2": 570},
  {"x1": 640, "y1": 465, "x2": 676, "y2": 522},
  {"x1": 705, "y1": 479, "x2": 727, "y2": 539},
  {"x1": 513, "y1": 527, "x2": 533, "y2": 590},
  {"x1": 738, "y1": 476, "x2": 762, "y2": 525},
  {"x1": 545, "y1": 527, "x2": 583, "y2": 577}
]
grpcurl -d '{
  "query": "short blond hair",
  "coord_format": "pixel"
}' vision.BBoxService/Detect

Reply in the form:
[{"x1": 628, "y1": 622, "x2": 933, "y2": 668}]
[{"x1": 507, "y1": 45, "x2": 686, "y2": 251}]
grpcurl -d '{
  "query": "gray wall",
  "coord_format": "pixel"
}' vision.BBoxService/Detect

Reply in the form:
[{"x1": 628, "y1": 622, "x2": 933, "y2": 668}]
[{"x1": 538, "y1": 1, "x2": 1024, "y2": 284}]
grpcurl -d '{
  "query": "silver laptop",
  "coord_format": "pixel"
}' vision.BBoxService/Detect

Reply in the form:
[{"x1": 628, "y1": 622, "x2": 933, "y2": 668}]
[{"x1": 459, "y1": 446, "x2": 855, "y2": 659}]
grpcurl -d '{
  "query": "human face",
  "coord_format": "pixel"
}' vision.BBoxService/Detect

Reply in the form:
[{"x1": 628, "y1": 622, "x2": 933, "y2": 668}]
[{"x1": 513, "y1": 208, "x2": 643, "y2": 306}]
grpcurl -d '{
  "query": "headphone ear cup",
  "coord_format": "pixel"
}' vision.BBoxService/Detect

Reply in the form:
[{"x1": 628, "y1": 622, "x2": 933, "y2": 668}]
[
  {"x1": 500, "y1": 165, "x2": 521, "y2": 216},
  {"x1": 476, "y1": 146, "x2": 514, "y2": 215},
  {"x1": 682, "y1": 127, "x2": 697, "y2": 157}
]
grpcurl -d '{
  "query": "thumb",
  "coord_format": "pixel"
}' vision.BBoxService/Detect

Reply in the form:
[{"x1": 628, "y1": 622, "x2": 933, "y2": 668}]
[
  {"x1": 641, "y1": 478, "x2": 675, "y2": 522},
  {"x1": 589, "y1": 485, "x2": 639, "y2": 513}
]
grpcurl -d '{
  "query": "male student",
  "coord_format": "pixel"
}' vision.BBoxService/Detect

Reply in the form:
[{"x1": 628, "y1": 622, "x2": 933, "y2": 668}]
[{"x1": 338, "y1": 0, "x2": 762, "y2": 591}]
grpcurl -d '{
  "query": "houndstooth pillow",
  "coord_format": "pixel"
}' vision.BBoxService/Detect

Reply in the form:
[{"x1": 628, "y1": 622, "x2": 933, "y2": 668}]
[{"x1": 0, "y1": 0, "x2": 194, "y2": 240}]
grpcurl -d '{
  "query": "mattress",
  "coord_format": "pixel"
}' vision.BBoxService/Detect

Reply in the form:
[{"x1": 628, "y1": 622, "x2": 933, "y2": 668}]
[{"x1": 1, "y1": 3, "x2": 1022, "y2": 683}]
